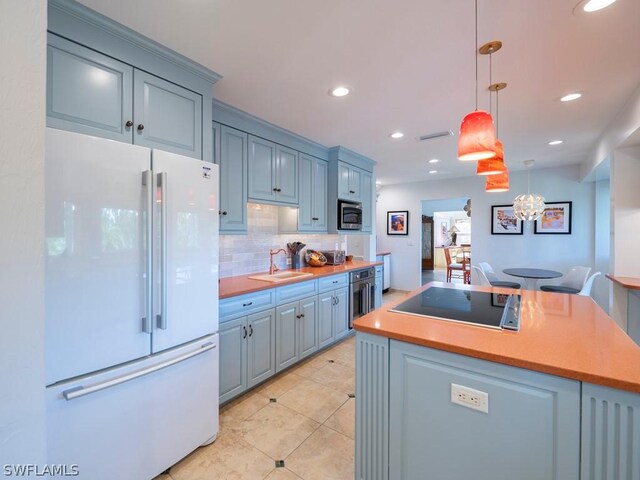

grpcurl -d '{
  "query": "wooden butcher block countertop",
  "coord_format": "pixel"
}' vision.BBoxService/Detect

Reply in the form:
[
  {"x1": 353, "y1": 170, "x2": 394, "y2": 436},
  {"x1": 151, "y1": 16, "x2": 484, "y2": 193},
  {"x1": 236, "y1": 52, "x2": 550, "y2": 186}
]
[{"x1": 354, "y1": 281, "x2": 640, "y2": 393}]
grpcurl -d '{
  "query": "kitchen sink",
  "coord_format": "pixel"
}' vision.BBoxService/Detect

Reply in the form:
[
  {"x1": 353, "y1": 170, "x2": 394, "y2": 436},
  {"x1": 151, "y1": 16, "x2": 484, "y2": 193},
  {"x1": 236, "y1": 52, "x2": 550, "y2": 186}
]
[{"x1": 248, "y1": 271, "x2": 314, "y2": 283}]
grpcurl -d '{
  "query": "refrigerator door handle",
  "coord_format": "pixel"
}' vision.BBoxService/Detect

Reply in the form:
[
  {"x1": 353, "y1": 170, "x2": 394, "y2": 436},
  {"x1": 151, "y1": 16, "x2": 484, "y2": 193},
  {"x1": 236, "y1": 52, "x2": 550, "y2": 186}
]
[
  {"x1": 157, "y1": 172, "x2": 168, "y2": 330},
  {"x1": 62, "y1": 341, "x2": 217, "y2": 401},
  {"x1": 141, "y1": 170, "x2": 154, "y2": 334}
]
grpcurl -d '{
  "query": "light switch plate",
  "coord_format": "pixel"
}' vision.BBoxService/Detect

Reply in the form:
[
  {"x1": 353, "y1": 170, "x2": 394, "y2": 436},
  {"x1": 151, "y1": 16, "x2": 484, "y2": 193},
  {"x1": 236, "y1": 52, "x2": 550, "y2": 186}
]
[{"x1": 451, "y1": 383, "x2": 489, "y2": 414}]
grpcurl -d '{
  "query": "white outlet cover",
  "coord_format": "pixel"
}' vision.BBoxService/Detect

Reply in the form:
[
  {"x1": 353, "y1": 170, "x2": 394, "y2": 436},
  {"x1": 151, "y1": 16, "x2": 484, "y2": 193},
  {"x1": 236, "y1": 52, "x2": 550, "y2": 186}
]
[{"x1": 451, "y1": 383, "x2": 489, "y2": 414}]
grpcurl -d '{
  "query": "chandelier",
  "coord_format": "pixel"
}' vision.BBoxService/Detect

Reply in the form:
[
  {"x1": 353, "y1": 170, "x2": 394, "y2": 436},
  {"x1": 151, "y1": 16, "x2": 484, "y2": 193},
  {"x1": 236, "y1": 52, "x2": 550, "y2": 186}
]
[{"x1": 513, "y1": 160, "x2": 545, "y2": 221}]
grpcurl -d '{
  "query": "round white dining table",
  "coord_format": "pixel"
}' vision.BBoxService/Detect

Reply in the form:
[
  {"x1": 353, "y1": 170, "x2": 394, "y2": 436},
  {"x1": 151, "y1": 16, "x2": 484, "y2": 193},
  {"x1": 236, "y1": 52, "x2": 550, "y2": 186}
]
[{"x1": 502, "y1": 268, "x2": 562, "y2": 290}]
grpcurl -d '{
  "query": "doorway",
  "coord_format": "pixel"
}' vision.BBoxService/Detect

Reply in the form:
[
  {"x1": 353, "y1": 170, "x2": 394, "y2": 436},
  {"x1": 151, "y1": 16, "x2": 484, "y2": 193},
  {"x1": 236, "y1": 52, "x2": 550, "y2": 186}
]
[{"x1": 421, "y1": 198, "x2": 471, "y2": 285}]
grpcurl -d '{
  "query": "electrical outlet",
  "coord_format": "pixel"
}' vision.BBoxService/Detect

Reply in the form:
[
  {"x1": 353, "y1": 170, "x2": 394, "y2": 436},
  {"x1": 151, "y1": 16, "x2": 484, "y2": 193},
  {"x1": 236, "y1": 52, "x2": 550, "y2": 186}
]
[
  {"x1": 451, "y1": 383, "x2": 489, "y2": 414},
  {"x1": 286, "y1": 258, "x2": 291, "y2": 265}
]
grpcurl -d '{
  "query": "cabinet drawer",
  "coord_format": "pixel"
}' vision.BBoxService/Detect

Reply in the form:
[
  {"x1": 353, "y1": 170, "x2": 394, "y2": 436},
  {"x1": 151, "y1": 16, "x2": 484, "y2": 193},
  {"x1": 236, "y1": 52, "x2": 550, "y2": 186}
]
[
  {"x1": 318, "y1": 274, "x2": 349, "y2": 293},
  {"x1": 220, "y1": 290, "x2": 275, "y2": 321},
  {"x1": 276, "y1": 280, "x2": 318, "y2": 304}
]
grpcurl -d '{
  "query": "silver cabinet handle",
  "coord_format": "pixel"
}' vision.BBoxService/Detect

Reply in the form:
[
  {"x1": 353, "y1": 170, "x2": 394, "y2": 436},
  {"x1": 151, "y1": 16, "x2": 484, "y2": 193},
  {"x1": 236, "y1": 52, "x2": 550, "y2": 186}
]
[
  {"x1": 141, "y1": 170, "x2": 154, "y2": 334},
  {"x1": 63, "y1": 342, "x2": 216, "y2": 401},
  {"x1": 157, "y1": 172, "x2": 168, "y2": 330}
]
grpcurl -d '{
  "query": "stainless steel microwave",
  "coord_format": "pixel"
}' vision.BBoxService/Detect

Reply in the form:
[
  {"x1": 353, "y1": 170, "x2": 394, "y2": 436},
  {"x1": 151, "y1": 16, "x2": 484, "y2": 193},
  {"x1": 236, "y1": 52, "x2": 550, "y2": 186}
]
[{"x1": 338, "y1": 200, "x2": 362, "y2": 230}]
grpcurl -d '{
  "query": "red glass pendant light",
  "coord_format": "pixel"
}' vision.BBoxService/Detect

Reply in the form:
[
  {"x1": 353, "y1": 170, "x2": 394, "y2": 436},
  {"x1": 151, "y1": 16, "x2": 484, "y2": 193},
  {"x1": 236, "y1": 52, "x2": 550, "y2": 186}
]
[
  {"x1": 476, "y1": 139, "x2": 506, "y2": 175},
  {"x1": 485, "y1": 168, "x2": 510, "y2": 192},
  {"x1": 458, "y1": 112, "x2": 497, "y2": 161}
]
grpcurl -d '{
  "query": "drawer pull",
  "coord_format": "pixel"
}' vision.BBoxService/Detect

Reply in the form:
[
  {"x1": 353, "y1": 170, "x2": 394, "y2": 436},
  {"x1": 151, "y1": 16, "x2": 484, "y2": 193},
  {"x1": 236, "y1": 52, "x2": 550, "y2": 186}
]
[
  {"x1": 242, "y1": 301, "x2": 253, "y2": 307},
  {"x1": 125, "y1": 120, "x2": 133, "y2": 128},
  {"x1": 137, "y1": 123, "x2": 145, "y2": 132}
]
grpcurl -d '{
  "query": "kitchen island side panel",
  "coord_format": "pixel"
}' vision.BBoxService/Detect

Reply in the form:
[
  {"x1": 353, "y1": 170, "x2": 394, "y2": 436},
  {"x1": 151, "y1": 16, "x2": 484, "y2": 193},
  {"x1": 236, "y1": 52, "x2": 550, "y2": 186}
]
[{"x1": 355, "y1": 333, "x2": 389, "y2": 480}]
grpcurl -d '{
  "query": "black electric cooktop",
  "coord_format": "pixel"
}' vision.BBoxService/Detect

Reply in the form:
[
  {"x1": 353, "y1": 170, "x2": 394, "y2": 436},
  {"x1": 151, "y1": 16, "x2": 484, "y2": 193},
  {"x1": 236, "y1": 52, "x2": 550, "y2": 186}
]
[{"x1": 389, "y1": 286, "x2": 521, "y2": 331}]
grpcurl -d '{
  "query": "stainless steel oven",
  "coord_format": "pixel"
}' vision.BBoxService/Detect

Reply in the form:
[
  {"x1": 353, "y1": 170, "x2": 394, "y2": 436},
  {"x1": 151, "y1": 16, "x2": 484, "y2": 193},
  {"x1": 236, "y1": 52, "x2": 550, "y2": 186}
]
[
  {"x1": 338, "y1": 200, "x2": 362, "y2": 230},
  {"x1": 349, "y1": 267, "x2": 376, "y2": 328}
]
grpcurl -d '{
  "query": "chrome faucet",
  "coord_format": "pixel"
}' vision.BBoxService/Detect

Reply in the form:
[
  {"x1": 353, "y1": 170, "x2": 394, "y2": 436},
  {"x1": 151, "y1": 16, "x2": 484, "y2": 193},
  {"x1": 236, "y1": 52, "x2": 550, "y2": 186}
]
[{"x1": 269, "y1": 248, "x2": 287, "y2": 275}]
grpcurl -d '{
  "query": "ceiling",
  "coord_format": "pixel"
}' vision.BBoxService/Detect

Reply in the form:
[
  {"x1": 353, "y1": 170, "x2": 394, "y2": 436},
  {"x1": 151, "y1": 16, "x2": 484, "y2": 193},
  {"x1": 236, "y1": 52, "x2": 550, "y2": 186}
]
[{"x1": 79, "y1": 0, "x2": 640, "y2": 185}]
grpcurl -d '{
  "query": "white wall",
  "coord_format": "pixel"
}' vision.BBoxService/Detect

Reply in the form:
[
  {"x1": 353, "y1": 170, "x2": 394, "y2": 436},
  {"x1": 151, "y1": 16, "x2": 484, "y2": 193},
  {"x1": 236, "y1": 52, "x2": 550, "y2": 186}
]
[
  {"x1": 377, "y1": 165, "x2": 595, "y2": 292},
  {"x1": 0, "y1": 0, "x2": 47, "y2": 466}
]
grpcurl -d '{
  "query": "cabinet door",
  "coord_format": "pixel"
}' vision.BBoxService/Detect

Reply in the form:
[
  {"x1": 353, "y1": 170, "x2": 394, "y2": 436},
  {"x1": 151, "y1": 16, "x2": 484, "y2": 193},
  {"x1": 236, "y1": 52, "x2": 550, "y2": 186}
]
[
  {"x1": 276, "y1": 145, "x2": 298, "y2": 204},
  {"x1": 247, "y1": 309, "x2": 276, "y2": 388},
  {"x1": 47, "y1": 34, "x2": 133, "y2": 143},
  {"x1": 275, "y1": 302, "x2": 298, "y2": 372},
  {"x1": 318, "y1": 292, "x2": 335, "y2": 349},
  {"x1": 389, "y1": 341, "x2": 580, "y2": 480},
  {"x1": 312, "y1": 159, "x2": 328, "y2": 231},
  {"x1": 334, "y1": 287, "x2": 350, "y2": 340},
  {"x1": 349, "y1": 167, "x2": 362, "y2": 201},
  {"x1": 219, "y1": 317, "x2": 247, "y2": 404},
  {"x1": 298, "y1": 154, "x2": 314, "y2": 231},
  {"x1": 212, "y1": 122, "x2": 221, "y2": 165},
  {"x1": 361, "y1": 170, "x2": 373, "y2": 233},
  {"x1": 338, "y1": 162, "x2": 351, "y2": 199},
  {"x1": 248, "y1": 136, "x2": 276, "y2": 202},
  {"x1": 375, "y1": 275, "x2": 383, "y2": 309},
  {"x1": 298, "y1": 296, "x2": 318, "y2": 361},
  {"x1": 133, "y1": 70, "x2": 203, "y2": 159},
  {"x1": 219, "y1": 125, "x2": 248, "y2": 232}
]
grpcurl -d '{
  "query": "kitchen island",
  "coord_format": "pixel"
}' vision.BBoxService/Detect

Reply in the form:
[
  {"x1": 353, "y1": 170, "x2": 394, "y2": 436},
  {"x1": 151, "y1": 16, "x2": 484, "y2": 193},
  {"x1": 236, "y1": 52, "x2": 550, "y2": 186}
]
[{"x1": 353, "y1": 282, "x2": 640, "y2": 480}]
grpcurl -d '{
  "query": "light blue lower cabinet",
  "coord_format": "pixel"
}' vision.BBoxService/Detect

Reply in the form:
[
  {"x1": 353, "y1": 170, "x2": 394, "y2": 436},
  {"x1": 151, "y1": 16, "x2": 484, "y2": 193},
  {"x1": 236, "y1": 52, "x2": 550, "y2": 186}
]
[
  {"x1": 318, "y1": 292, "x2": 336, "y2": 349},
  {"x1": 356, "y1": 333, "x2": 582, "y2": 480},
  {"x1": 333, "y1": 287, "x2": 350, "y2": 341},
  {"x1": 246, "y1": 310, "x2": 276, "y2": 388},
  {"x1": 275, "y1": 296, "x2": 318, "y2": 372},
  {"x1": 219, "y1": 308, "x2": 275, "y2": 404},
  {"x1": 581, "y1": 383, "x2": 640, "y2": 480},
  {"x1": 219, "y1": 316, "x2": 248, "y2": 404},
  {"x1": 374, "y1": 273, "x2": 382, "y2": 309}
]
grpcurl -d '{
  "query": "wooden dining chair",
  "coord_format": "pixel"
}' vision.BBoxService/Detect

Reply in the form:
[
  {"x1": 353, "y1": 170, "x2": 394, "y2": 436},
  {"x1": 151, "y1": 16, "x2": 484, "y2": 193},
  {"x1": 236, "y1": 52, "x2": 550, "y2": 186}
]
[{"x1": 444, "y1": 247, "x2": 465, "y2": 282}]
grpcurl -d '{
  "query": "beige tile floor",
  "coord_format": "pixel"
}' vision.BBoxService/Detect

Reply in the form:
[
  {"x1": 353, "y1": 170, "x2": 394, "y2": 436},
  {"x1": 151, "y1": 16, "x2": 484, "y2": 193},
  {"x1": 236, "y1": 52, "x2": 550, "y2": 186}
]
[{"x1": 155, "y1": 289, "x2": 408, "y2": 480}]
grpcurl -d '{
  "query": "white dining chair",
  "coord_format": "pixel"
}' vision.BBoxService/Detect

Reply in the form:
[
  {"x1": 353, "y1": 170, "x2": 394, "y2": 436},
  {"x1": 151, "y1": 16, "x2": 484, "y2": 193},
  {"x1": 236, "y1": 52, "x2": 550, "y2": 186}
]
[
  {"x1": 471, "y1": 266, "x2": 492, "y2": 286},
  {"x1": 540, "y1": 266, "x2": 591, "y2": 294},
  {"x1": 478, "y1": 262, "x2": 521, "y2": 289},
  {"x1": 578, "y1": 272, "x2": 601, "y2": 296}
]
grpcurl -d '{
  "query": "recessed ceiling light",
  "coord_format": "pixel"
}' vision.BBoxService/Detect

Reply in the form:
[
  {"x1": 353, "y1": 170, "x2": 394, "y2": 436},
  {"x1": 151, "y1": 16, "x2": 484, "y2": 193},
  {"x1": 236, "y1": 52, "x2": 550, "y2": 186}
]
[
  {"x1": 429, "y1": 170, "x2": 438, "y2": 174},
  {"x1": 548, "y1": 140, "x2": 563, "y2": 145},
  {"x1": 329, "y1": 86, "x2": 350, "y2": 97},
  {"x1": 390, "y1": 131, "x2": 404, "y2": 139},
  {"x1": 376, "y1": 180, "x2": 382, "y2": 185},
  {"x1": 560, "y1": 93, "x2": 582, "y2": 102},
  {"x1": 580, "y1": 0, "x2": 617, "y2": 12},
  {"x1": 428, "y1": 159, "x2": 440, "y2": 164}
]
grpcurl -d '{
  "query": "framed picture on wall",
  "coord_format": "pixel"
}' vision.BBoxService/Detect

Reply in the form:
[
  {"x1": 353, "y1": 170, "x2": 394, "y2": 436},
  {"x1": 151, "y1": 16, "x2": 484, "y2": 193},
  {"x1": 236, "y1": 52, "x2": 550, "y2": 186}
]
[
  {"x1": 534, "y1": 201, "x2": 572, "y2": 234},
  {"x1": 491, "y1": 205, "x2": 523, "y2": 235},
  {"x1": 387, "y1": 211, "x2": 409, "y2": 235}
]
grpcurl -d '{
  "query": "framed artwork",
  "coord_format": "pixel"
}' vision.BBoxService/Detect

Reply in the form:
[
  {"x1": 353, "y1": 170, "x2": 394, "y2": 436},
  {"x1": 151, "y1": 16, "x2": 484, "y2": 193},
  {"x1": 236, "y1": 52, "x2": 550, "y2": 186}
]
[
  {"x1": 387, "y1": 211, "x2": 409, "y2": 235},
  {"x1": 491, "y1": 205, "x2": 523, "y2": 235},
  {"x1": 534, "y1": 201, "x2": 572, "y2": 234}
]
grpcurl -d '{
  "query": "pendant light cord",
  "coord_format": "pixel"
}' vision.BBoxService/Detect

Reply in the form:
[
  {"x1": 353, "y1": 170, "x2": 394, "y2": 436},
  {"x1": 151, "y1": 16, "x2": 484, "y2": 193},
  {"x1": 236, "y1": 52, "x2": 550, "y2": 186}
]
[
  {"x1": 496, "y1": 85, "x2": 499, "y2": 138},
  {"x1": 475, "y1": 0, "x2": 478, "y2": 111}
]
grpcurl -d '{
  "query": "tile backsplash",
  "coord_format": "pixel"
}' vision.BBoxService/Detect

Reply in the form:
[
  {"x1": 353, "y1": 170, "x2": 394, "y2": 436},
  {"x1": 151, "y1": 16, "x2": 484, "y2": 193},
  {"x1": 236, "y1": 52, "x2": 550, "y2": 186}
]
[{"x1": 219, "y1": 204, "x2": 348, "y2": 278}]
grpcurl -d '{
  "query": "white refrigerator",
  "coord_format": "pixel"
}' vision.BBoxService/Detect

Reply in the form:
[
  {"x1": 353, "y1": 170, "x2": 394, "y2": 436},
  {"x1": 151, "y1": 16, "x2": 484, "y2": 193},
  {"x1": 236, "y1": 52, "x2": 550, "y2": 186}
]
[{"x1": 44, "y1": 128, "x2": 219, "y2": 479}]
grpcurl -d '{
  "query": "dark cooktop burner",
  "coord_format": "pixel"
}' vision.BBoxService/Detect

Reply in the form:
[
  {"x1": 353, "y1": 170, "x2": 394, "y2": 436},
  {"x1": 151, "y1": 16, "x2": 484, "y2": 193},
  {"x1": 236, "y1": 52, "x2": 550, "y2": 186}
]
[{"x1": 389, "y1": 286, "x2": 521, "y2": 331}]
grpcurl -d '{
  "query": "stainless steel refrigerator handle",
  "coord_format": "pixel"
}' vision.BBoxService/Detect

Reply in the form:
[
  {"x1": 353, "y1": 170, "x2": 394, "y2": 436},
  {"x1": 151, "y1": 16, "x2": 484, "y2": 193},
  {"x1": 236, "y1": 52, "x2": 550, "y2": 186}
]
[
  {"x1": 62, "y1": 342, "x2": 216, "y2": 401},
  {"x1": 157, "y1": 172, "x2": 168, "y2": 330},
  {"x1": 141, "y1": 170, "x2": 153, "y2": 334}
]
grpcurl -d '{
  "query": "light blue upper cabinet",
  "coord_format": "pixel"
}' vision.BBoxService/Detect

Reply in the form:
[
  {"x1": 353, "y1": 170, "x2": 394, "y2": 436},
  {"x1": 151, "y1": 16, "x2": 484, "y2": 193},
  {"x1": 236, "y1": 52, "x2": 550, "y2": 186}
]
[
  {"x1": 133, "y1": 70, "x2": 202, "y2": 158},
  {"x1": 276, "y1": 145, "x2": 298, "y2": 204},
  {"x1": 248, "y1": 136, "x2": 278, "y2": 202},
  {"x1": 298, "y1": 153, "x2": 327, "y2": 232},
  {"x1": 47, "y1": 34, "x2": 133, "y2": 143},
  {"x1": 337, "y1": 162, "x2": 352, "y2": 199},
  {"x1": 248, "y1": 136, "x2": 298, "y2": 205},
  {"x1": 361, "y1": 170, "x2": 373, "y2": 233},
  {"x1": 218, "y1": 125, "x2": 248, "y2": 233}
]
